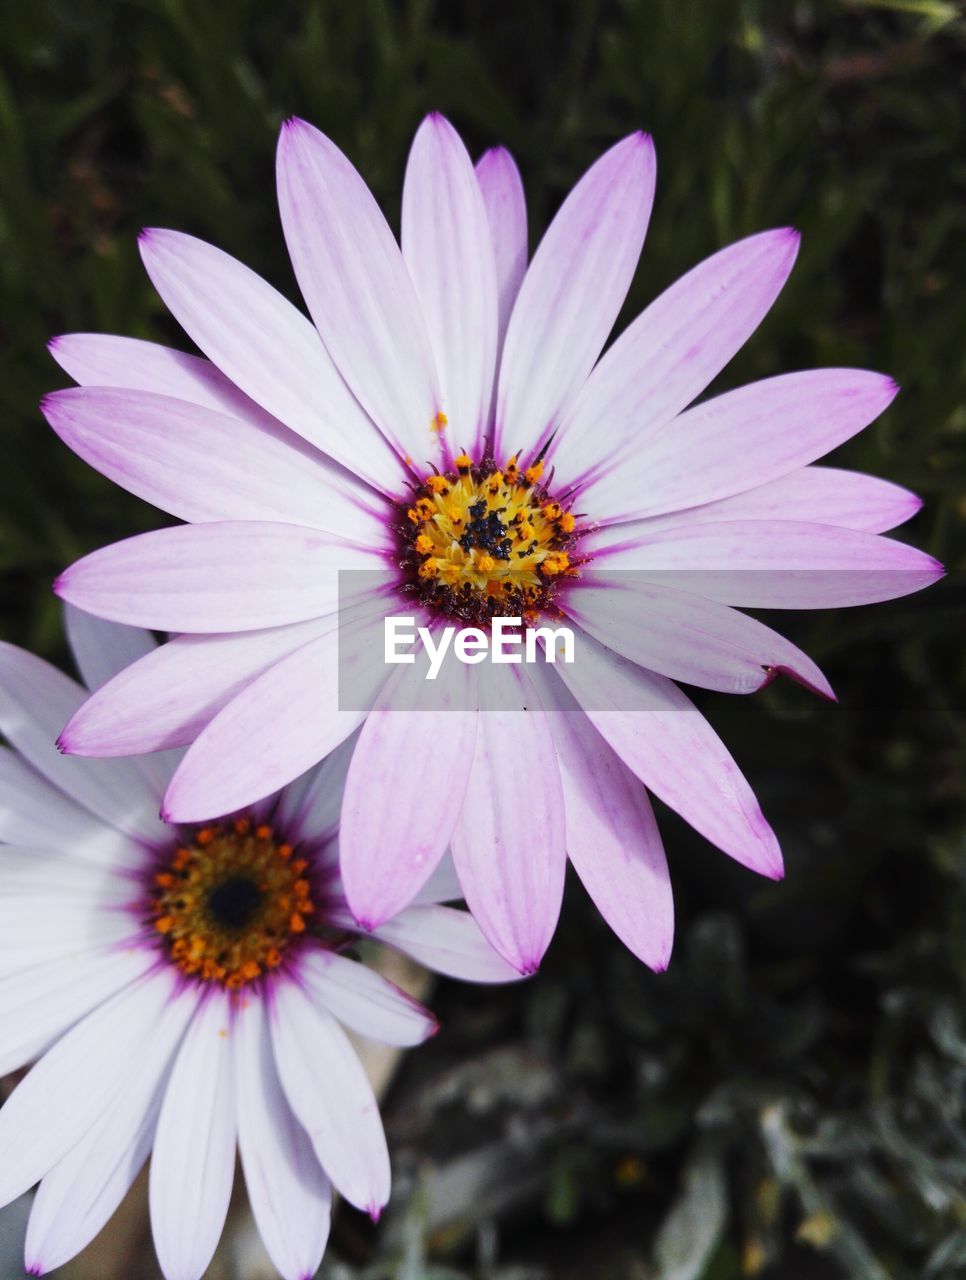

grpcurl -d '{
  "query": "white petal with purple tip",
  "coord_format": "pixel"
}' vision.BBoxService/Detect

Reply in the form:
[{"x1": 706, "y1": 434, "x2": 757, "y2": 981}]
[{"x1": 298, "y1": 949, "x2": 437, "y2": 1047}]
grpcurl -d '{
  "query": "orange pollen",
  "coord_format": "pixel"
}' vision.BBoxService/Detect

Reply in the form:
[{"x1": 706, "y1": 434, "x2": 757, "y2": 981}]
[
  {"x1": 148, "y1": 820, "x2": 316, "y2": 991},
  {"x1": 432, "y1": 411, "x2": 448, "y2": 432}
]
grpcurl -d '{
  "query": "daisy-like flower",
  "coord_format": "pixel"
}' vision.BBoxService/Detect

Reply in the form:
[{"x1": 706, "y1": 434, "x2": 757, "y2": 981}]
[
  {"x1": 0, "y1": 608, "x2": 516, "y2": 1280},
  {"x1": 45, "y1": 114, "x2": 941, "y2": 976}
]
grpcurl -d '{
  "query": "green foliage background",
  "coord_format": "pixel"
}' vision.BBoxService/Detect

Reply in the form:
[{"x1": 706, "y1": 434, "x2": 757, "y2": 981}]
[{"x1": 0, "y1": 1, "x2": 964, "y2": 1277}]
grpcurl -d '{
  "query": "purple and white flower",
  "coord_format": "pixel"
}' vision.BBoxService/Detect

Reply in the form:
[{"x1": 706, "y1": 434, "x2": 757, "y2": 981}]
[
  {"x1": 44, "y1": 114, "x2": 942, "y2": 976},
  {"x1": 0, "y1": 608, "x2": 516, "y2": 1280}
]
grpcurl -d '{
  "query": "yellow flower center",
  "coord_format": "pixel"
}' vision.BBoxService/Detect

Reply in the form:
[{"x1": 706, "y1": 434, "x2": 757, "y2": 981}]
[
  {"x1": 399, "y1": 450, "x2": 581, "y2": 623},
  {"x1": 148, "y1": 818, "x2": 315, "y2": 990}
]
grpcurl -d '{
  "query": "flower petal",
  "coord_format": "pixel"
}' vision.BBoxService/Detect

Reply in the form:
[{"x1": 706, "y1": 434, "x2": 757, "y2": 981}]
[
  {"x1": 55, "y1": 522, "x2": 380, "y2": 632},
  {"x1": 0, "y1": 643, "x2": 170, "y2": 844},
  {"x1": 162, "y1": 614, "x2": 385, "y2": 821},
  {"x1": 553, "y1": 624, "x2": 782, "y2": 878},
  {"x1": 584, "y1": 520, "x2": 943, "y2": 607},
  {"x1": 43, "y1": 386, "x2": 389, "y2": 542},
  {"x1": 60, "y1": 618, "x2": 332, "y2": 758},
  {"x1": 138, "y1": 229, "x2": 402, "y2": 494},
  {"x1": 271, "y1": 978, "x2": 390, "y2": 1215},
  {"x1": 277, "y1": 117, "x2": 442, "y2": 467},
  {"x1": 561, "y1": 580, "x2": 834, "y2": 698},
  {"x1": 533, "y1": 664, "x2": 673, "y2": 971},
  {"x1": 24, "y1": 985, "x2": 194, "y2": 1276},
  {"x1": 550, "y1": 228, "x2": 799, "y2": 481},
  {"x1": 367, "y1": 904, "x2": 523, "y2": 984},
  {"x1": 0, "y1": 970, "x2": 183, "y2": 1209},
  {"x1": 0, "y1": 745, "x2": 140, "y2": 864},
  {"x1": 297, "y1": 949, "x2": 437, "y2": 1047},
  {"x1": 595, "y1": 466, "x2": 924, "y2": 539},
  {"x1": 0, "y1": 945, "x2": 151, "y2": 1078},
  {"x1": 402, "y1": 114, "x2": 498, "y2": 458},
  {"x1": 340, "y1": 655, "x2": 478, "y2": 929},
  {"x1": 475, "y1": 147, "x2": 528, "y2": 363},
  {"x1": 581, "y1": 369, "x2": 899, "y2": 522},
  {"x1": 495, "y1": 132, "x2": 656, "y2": 457},
  {"x1": 235, "y1": 997, "x2": 332, "y2": 1280},
  {"x1": 150, "y1": 992, "x2": 236, "y2": 1280},
  {"x1": 450, "y1": 665, "x2": 566, "y2": 974}
]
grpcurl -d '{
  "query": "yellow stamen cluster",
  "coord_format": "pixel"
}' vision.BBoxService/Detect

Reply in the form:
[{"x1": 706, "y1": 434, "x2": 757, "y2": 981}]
[
  {"x1": 149, "y1": 818, "x2": 314, "y2": 990},
  {"x1": 400, "y1": 451, "x2": 579, "y2": 623}
]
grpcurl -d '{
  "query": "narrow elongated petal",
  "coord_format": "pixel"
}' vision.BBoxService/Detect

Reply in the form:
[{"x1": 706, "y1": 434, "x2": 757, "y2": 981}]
[
  {"x1": 55, "y1": 522, "x2": 380, "y2": 632},
  {"x1": 554, "y1": 625, "x2": 782, "y2": 877},
  {"x1": 583, "y1": 520, "x2": 942, "y2": 607},
  {"x1": 581, "y1": 369, "x2": 899, "y2": 521},
  {"x1": 551, "y1": 229, "x2": 799, "y2": 481},
  {"x1": 0, "y1": 643, "x2": 169, "y2": 844},
  {"x1": 43, "y1": 386, "x2": 389, "y2": 541},
  {"x1": 533, "y1": 664, "x2": 673, "y2": 970},
  {"x1": 403, "y1": 114, "x2": 498, "y2": 455},
  {"x1": 0, "y1": 946, "x2": 150, "y2": 1078},
  {"x1": 277, "y1": 117, "x2": 442, "y2": 466},
  {"x1": 62, "y1": 605, "x2": 183, "y2": 796},
  {"x1": 366, "y1": 904, "x2": 523, "y2": 983},
  {"x1": 593, "y1": 466, "x2": 924, "y2": 540},
  {"x1": 61, "y1": 618, "x2": 331, "y2": 757},
  {"x1": 271, "y1": 980, "x2": 390, "y2": 1214},
  {"x1": 340, "y1": 657, "x2": 478, "y2": 929},
  {"x1": 138, "y1": 229, "x2": 402, "y2": 493},
  {"x1": 495, "y1": 133, "x2": 655, "y2": 456},
  {"x1": 25, "y1": 988, "x2": 193, "y2": 1276},
  {"x1": 235, "y1": 999, "x2": 331, "y2": 1280},
  {"x1": 0, "y1": 746, "x2": 140, "y2": 864},
  {"x1": 450, "y1": 665, "x2": 566, "y2": 974},
  {"x1": 562, "y1": 581, "x2": 835, "y2": 698},
  {"x1": 0, "y1": 971, "x2": 182, "y2": 1208},
  {"x1": 161, "y1": 615, "x2": 385, "y2": 821},
  {"x1": 150, "y1": 994, "x2": 236, "y2": 1280},
  {"x1": 475, "y1": 147, "x2": 528, "y2": 360},
  {"x1": 298, "y1": 950, "x2": 437, "y2": 1046}
]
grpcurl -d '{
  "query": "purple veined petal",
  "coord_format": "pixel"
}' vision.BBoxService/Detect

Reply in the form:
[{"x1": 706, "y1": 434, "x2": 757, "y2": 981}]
[
  {"x1": 297, "y1": 949, "x2": 438, "y2": 1047},
  {"x1": 277, "y1": 117, "x2": 443, "y2": 468},
  {"x1": 43, "y1": 386, "x2": 391, "y2": 544},
  {"x1": 24, "y1": 983, "x2": 194, "y2": 1277},
  {"x1": 581, "y1": 519, "x2": 943, "y2": 608},
  {"x1": 450, "y1": 664, "x2": 567, "y2": 974},
  {"x1": 0, "y1": 969, "x2": 186, "y2": 1209},
  {"x1": 549, "y1": 228, "x2": 799, "y2": 484},
  {"x1": 561, "y1": 579, "x2": 835, "y2": 699},
  {"x1": 60, "y1": 617, "x2": 334, "y2": 758},
  {"x1": 162, "y1": 603, "x2": 390, "y2": 822},
  {"x1": 531, "y1": 663, "x2": 673, "y2": 971},
  {"x1": 150, "y1": 993, "x2": 236, "y2": 1280},
  {"x1": 340, "y1": 653, "x2": 479, "y2": 930},
  {"x1": 590, "y1": 466, "x2": 924, "y2": 540},
  {"x1": 271, "y1": 977, "x2": 390, "y2": 1215},
  {"x1": 495, "y1": 132, "x2": 656, "y2": 459},
  {"x1": 475, "y1": 147, "x2": 528, "y2": 368},
  {"x1": 402, "y1": 113, "x2": 498, "y2": 462},
  {"x1": 0, "y1": 642, "x2": 171, "y2": 845},
  {"x1": 581, "y1": 369, "x2": 900, "y2": 522},
  {"x1": 0, "y1": 945, "x2": 152, "y2": 1079},
  {"x1": 272, "y1": 728, "x2": 359, "y2": 845},
  {"x1": 138, "y1": 229, "x2": 404, "y2": 495},
  {"x1": 234, "y1": 998, "x2": 332, "y2": 1280},
  {"x1": 55, "y1": 521, "x2": 383, "y2": 633},
  {"x1": 0, "y1": 745, "x2": 142, "y2": 865},
  {"x1": 49, "y1": 332, "x2": 388, "y2": 542},
  {"x1": 553, "y1": 622, "x2": 783, "y2": 878},
  {"x1": 62, "y1": 604, "x2": 184, "y2": 798},
  {"x1": 365, "y1": 903, "x2": 524, "y2": 984}
]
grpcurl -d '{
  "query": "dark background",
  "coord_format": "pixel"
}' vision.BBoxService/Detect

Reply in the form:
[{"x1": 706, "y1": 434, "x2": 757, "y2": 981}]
[{"x1": 1, "y1": 1, "x2": 964, "y2": 1277}]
